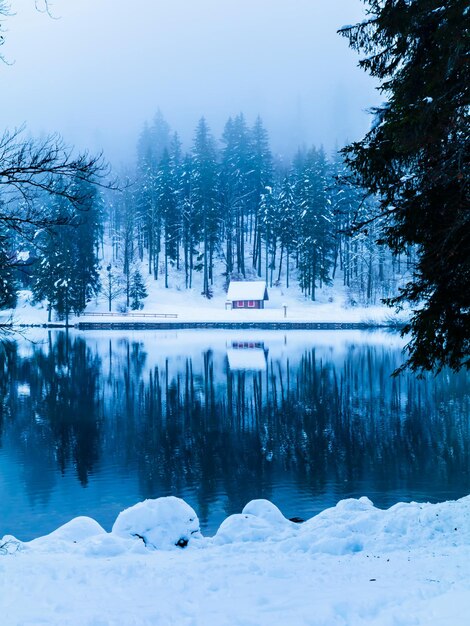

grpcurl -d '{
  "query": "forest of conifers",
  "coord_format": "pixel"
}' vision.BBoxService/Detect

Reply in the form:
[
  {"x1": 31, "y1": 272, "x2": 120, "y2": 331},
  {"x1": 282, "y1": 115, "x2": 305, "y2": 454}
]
[
  {"x1": 108, "y1": 112, "x2": 414, "y2": 302},
  {"x1": 4, "y1": 111, "x2": 415, "y2": 318}
]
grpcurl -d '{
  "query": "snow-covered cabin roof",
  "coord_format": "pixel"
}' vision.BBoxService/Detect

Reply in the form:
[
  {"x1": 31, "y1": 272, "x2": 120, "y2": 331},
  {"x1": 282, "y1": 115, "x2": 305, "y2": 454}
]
[{"x1": 227, "y1": 281, "x2": 269, "y2": 302}]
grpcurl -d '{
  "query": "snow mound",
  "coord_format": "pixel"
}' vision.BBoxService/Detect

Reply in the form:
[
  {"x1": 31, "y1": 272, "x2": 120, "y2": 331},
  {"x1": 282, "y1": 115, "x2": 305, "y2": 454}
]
[
  {"x1": 215, "y1": 513, "x2": 277, "y2": 544},
  {"x1": 213, "y1": 495, "x2": 470, "y2": 553},
  {"x1": 81, "y1": 532, "x2": 148, "y2": 557},
  {"x1": 2, "y1": 495, "x2": 470, "y2": 626},
  {"x1": 112, "y1": 496, "x2": 201, "y2": 550},
  {"x1": 3, "y1": 495, "x2": 470, "y2": 558},
  {"x1": 0, "y1": 535, "x2": 21, "y2": 554},
  {"x1": 25, "y1": 516, "x2": 106, "y2": 552},
  {"x1": 215, "y1": 499, "x2": 297, "y2": 544},
  {"x1": 282, "y1": 495, "x2": 470, "y2": 555},
  {"x1": 242, "y1": 499, "x2": 294, "y2": 527}
]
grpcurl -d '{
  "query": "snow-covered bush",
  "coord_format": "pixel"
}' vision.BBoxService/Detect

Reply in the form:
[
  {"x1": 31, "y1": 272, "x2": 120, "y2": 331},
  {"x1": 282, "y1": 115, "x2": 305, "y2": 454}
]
[
  {"x1": 112, "y1": 496, "x2": 201, "y2": 550},
  {"x1": 0, "y1": 536, "x2": 21, "y2": 555}
]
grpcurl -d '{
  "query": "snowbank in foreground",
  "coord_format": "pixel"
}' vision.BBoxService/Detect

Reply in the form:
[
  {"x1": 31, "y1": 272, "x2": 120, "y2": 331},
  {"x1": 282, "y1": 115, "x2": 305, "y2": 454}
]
[{"x1": 2, "y1": 495, "x2": 470, "y2": 625}]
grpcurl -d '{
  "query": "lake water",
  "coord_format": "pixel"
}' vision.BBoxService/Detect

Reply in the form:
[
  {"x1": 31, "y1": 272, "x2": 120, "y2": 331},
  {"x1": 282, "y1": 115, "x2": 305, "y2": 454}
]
[{"x1": 1, "y1": 329, "x2": 469, "y2": 541}]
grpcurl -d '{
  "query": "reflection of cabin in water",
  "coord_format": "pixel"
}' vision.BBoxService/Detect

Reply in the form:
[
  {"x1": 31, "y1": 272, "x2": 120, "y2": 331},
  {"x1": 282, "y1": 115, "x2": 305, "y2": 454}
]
[
  {"x1": 226, "y1": 341, "x2": 269, "y2": 371},
  {"x1": 226, "y1": 281, "x2": 269, "y2": 309}
]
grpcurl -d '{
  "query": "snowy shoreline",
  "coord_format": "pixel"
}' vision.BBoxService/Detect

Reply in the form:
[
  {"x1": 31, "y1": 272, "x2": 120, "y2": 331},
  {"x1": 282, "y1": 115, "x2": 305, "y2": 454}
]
[
  {"x1": 2, "y1": 494, "x2": 470, "y2": 625},
  {"x1": 1, "y1": 286, "x2": 411, "y2": 331},
  {"x1": 3, "y1": 320, "x2": 401, "y2": 330}
]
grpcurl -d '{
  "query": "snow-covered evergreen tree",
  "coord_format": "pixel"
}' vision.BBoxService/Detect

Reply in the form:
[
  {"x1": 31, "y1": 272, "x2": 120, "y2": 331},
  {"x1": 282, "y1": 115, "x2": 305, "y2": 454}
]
[
  {"x1": 295, "y1": 147, "x2": 334, "y2": 300},
  {"x1": 136, "y1": 111, "x2": 172, "y2": 278},
  {"x1": 129, "y1": 269, "x2": 148, "y2": 310},
  {"x1": 32, "y1": 180, "x2": 102, "y2": 322},
  {"x1": 137, "y1": 110, "x2": 171, "y2": 169},
  {"x1": 0, "y1": 227, "x2": 16, "y2": 309},
  {"x1": 219, "y1": 113, "x2": 253, "y2": 279},
  {"x1": 340, "y1": 0, "x2": 469, "y2": 371},
  {"x1": 192, "y1": 118, "x2": 219, "y2": 298},
  {"x1": 32, "y1": 222, "x2": 76, "y2": 323},
  {"x1": 276, "y1": 175, "x2": 297, "y2": 287},
  {"x1": 73, "y1": 178, "x2": 103, "y2": 311},
  {"x1": 250, "y1": 116, "x2": 273, "y2": 276},
  {"x1": 156, "y1": 134, "x2": 182, "y2": 288},
  {"x1": 259, "y1": 183, "x2": 278, "y2": 287}
]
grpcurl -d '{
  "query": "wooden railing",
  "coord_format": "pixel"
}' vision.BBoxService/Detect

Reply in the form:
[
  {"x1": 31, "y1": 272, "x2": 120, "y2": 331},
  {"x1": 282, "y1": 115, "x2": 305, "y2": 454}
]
[{"x1": 82, "y1": 312, "x2": 178, "y2": 318}]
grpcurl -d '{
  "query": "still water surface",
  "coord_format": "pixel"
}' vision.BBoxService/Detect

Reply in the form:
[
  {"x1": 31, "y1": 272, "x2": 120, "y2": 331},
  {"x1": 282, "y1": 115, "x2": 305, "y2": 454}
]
[{"x1": 0, "y1": 329, "x2": 469, "y2": 540}]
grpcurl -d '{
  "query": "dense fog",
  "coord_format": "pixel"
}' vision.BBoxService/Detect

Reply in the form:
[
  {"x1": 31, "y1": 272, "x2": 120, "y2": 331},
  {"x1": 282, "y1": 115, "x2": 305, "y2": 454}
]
[{"x1": 0, "y1": 0, "x2": 378, "y2": 165}]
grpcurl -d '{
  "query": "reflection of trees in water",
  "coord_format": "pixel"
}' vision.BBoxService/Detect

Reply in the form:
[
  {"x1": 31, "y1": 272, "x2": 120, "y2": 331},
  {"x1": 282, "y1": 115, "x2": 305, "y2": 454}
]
[
  {"x1": 2, "y1": 332, "x2": 102, "y2": 489},
  {"x1": 0, "y1": 341, "x2": 18, "y2": 447},
  {"x1": 35, "y1": 333, "x2": 102, "y2": 486},
  {"x1": 1, "y1": 335, "x2": 469, "y2": 511},
  {"x1": 106, "y1": 341, "x2": 470, "y2": 516}
]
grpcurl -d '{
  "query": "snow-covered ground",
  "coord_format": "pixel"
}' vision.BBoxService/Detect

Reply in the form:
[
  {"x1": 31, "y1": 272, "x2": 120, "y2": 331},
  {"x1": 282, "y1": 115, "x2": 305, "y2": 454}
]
[
  {"x1": 1, "y1": 281, "x2": 409, "y2": 327},
  {"x1": 2, "y1": 495, "x2": 470, "y2": 625}
]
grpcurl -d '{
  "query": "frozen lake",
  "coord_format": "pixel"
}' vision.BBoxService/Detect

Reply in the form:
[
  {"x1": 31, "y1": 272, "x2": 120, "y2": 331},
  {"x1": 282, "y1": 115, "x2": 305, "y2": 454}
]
[{"x1": 0, "y1": 329, "x2": 469, "y2": 540}]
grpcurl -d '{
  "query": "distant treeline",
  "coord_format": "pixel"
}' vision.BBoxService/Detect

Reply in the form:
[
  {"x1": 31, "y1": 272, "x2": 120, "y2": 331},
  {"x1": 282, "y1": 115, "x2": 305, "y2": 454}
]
[
  {"x1": 2, "y1": 111, "x2": 415, "y2": 319},
  {"x1": 108, "y1": 111, "x2": 414, "y2": 305}
]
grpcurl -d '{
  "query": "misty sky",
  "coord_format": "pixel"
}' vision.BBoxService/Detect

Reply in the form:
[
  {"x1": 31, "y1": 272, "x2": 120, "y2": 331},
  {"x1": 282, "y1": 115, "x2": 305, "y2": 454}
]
[{"x1": 1, "y1": 0, "x2": 378, "y2": 167}]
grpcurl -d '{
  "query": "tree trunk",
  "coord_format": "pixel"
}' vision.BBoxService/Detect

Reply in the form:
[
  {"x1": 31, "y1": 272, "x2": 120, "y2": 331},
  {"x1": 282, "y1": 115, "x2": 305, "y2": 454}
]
[
  {"x1": 277, "y1": 246, "x2": 284, "y2": 284},
  {"x1": 286, "y1": 251, "x2": 290, "y2": 288}
]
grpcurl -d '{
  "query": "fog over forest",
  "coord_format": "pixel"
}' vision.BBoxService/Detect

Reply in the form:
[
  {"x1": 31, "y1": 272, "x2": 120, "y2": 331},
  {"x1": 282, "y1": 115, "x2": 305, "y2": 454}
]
[{"x1": 0, "y1": 0, "x2": 378, "y2": 165}]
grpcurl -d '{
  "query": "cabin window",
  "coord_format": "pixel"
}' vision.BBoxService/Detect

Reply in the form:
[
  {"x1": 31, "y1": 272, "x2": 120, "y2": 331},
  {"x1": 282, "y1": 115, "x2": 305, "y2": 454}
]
[
  {"x1": 236, "y1": 301, "x2": 244, "y2": 308},
  {"x1": 248, "y1": 300, "x2": 255, "y2": 308}
]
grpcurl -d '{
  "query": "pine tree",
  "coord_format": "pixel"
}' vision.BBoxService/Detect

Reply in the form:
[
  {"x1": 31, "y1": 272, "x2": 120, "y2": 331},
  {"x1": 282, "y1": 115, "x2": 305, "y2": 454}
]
[
  {"x1": 220, "y1": 116, "x2": 236, "y2": 279},
  {"x1": 157, "y1": 134, "x2": 182, "y2": 288},
  {"x1": 340, "y1": 0, "x2": 469, "y2": 372},
  {"x1": 168, "y1": 132, "x2": 183, "y2": 271},
  {"x1": 180, "y1": 154, "x2": 199, "y2": 289},
  {"x1": 259, "y1": 183, "x2": 278, "y2": 287},
  {"x1": 118, "y1": 179, "x2": 138, "y2": 309},
  {"x1": 0, "y1": 226, "x2": 16, "y2": 309},
  {"x1": 276, "y1": 175, "x2": 297, "y2": 287},
  {"x1": 129, "y1": 269, "x2": 148, "y2": 310},
  {"x1": 295, "y1": 147, "x2": 334, "y2": 300},
  {"x1": 136, "y1": 110, "x2": 172, "y2": 278},
  {"x1": 220, "y1": 114, "x2": 254, "y2": 279},
  {"x1": 137, "y1": 110, "x2": 171, "y2": 167},
  {"x1": 330, "y1": 149, "x2": 357, "y2": 285},
  {"x1": 251, "y1": 116, "x2": 274, "y2": 276},
  {"x1": 72, "y1": 178, "x2": 102, "y2": 311},
  {"x1": 33, "y1": 220, "x2": 76, "y2": 323},
  {"x1": 32, "y1": 180, "x2": 102, "y2": 323},
  {"x1": 192, "y1": 118, "x2": 219, "y2": 298}
]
